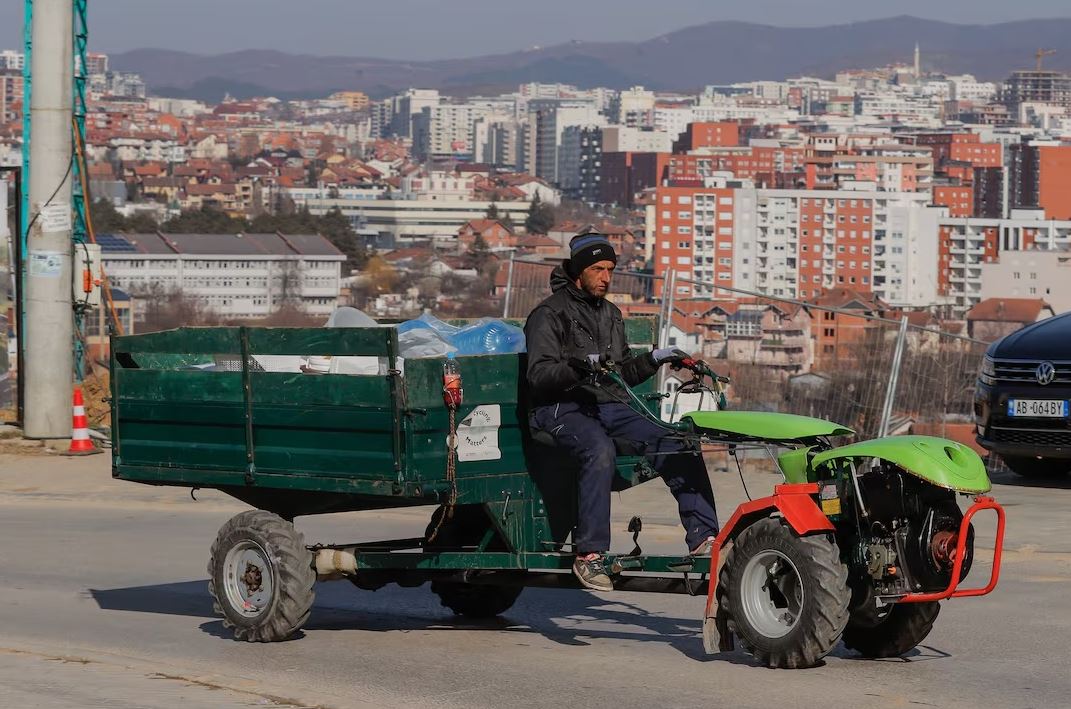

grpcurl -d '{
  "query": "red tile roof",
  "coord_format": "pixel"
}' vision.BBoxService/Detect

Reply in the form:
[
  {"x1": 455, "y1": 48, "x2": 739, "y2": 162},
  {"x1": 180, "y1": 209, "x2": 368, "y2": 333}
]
[{"x1": 966, "y1": 298, "x2": 1052, "y2": 323}]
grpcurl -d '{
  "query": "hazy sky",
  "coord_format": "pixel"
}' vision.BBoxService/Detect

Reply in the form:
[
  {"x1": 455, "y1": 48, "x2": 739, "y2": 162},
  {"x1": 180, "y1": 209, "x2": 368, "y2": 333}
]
[{"x1": 3, "y1": 1, "x2": 1070, "y2": 59}]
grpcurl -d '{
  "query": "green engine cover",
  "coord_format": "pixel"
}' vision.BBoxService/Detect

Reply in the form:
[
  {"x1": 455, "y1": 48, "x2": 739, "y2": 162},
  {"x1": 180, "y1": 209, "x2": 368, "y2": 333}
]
[
  {"x1": 683, "y1": 410, "x2": 853, "y2": 442},
  {"x1": 810, "y1": 435, "x2": 991, "y2": 494}
]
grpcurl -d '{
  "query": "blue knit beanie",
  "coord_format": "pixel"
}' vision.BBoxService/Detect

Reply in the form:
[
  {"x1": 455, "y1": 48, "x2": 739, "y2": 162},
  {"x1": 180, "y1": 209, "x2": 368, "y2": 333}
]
[{"x1": 566, "y1": 228, "x2": 617, "y2": 278}]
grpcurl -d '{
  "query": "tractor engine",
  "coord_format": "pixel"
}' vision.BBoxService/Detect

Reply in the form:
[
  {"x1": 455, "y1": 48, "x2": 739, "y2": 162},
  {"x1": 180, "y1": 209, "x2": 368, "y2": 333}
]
[{"x1": 847, "y1": 463, "x2": 973, "y2": 599}]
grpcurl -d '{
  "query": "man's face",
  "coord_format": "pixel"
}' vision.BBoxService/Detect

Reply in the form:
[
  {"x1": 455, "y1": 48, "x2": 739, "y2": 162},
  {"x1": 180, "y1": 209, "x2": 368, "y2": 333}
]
[{"x1": 575, "y1": 260, "x2": 616, "y2": 298}]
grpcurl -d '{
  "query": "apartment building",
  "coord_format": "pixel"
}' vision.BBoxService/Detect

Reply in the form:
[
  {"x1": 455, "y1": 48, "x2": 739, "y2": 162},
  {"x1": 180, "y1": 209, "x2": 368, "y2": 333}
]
[
  {"x1": 100, "y1": 232, "x2": 345, "y2": 319},
  {"x1": 938, "y1": 212, "x2": 1071, "y2": 311},
  {"x1": 299, "y1": 195, "x2": 531, "y2": 247},
  {"x1": 557, "y1": 125, "x2": 603, "y2": 201},
  {"x1": 1010, "y1": 142, "x2": 1071, "y2": 219},
  {"x1": 651, "y1": 182, "x2": 941, "y2": 307},
  {"x1": 980, "y1": 250, "x2": 1071, "y2": 313},
  {"x1": 412, "y1": 104, "x2": 490, "y2": 161},
  {"x1": 527, "y1": 99, "x2": 605, "y2": 183}
]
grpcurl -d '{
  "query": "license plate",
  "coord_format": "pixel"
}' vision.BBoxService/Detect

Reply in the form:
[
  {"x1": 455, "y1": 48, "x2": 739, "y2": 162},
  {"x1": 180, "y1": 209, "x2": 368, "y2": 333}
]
[{"x1": 1007, "y1": 399, "x2": 1069, "y2": 418}]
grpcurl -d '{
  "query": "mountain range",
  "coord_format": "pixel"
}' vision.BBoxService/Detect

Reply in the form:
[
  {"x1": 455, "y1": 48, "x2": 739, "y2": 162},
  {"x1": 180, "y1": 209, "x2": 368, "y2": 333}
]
[{"x1": 109, "y1": 16, "x2": 1071, "y2": 102}]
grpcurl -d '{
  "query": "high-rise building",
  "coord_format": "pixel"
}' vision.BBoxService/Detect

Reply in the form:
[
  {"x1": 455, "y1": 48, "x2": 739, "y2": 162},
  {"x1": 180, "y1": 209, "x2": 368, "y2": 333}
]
[
  {"x1": 1010, "y1": 142, "x2": 1071, "y2": 220},
  {"x1": 389, "y1": 89, "x2": 440, "y2": 139},
  {"x1": 1002, "y1": 70, "x2": 1071, "y2": 114},
  {"x1": 527, "y1": 99, "x2": 604, "y2": 183},
  {"x1": 411, "y1": 104, "x2": 489, "y2": 161},
  {"x1": 558, "y1": 125, "x2": 603, "y2": 202}
]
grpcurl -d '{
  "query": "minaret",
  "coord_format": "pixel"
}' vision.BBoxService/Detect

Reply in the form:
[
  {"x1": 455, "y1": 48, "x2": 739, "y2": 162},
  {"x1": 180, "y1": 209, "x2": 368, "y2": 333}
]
[{"x1": 914, "y1": 43, "x2": 921, "y2": 78}]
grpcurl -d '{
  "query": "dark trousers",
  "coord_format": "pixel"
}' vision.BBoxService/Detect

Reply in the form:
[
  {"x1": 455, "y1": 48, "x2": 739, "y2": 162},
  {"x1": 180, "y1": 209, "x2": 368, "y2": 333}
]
[{"x1": 530, "y1": 402, "x2": 719, "y2": 554}]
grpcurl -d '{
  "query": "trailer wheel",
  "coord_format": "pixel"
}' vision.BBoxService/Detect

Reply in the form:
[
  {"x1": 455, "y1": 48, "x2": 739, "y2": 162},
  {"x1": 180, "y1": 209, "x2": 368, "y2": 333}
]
[
  {"x1": 842, "y1": 601, "x2": 940, "y2": 658},
  {"x1": 425, "y1": 506, "x2": 523, "y2": 618},
  {"x1": 723, "y1": 517, "x2": 850, "y2": 669},
  {"x1": 431, "y1": 579, "x2": 523, "y2": 618},
  {"x1": 208, "y1": 510, "x2": 315, "y2": 642}
]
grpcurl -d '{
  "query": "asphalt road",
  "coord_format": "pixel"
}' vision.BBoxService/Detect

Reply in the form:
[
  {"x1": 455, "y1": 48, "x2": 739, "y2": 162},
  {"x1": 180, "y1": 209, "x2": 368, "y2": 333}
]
[{"x1": 0, "y1": 453, "x2": 1068, "y2": 709}]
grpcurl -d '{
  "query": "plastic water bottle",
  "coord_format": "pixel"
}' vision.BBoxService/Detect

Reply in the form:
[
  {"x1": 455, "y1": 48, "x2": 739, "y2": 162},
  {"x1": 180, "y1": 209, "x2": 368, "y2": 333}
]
[
  {"x1": 451, "y1": 319, "x2": 526, "y2": 355},
  {"x1": 442, "y1": 353, "x2": 462, "y2": 408}
]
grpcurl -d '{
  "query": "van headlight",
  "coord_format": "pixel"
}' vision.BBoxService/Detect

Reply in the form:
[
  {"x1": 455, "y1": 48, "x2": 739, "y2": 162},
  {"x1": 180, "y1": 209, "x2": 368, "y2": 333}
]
[{"x1": 978, "y1": 355, "x2": 996, "y2": 386}]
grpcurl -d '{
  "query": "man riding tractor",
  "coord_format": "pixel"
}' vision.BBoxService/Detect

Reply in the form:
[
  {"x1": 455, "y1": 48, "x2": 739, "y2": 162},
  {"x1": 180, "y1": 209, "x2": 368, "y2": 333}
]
[{"x1": 524, "y1": 228, "x2": 720, "y2": 591}]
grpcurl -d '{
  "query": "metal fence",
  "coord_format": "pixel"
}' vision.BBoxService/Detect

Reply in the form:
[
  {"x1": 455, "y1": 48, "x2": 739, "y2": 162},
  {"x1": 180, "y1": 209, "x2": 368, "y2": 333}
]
[{"x1": 500, "y1": 257, "x2": 990, "y2": 441}]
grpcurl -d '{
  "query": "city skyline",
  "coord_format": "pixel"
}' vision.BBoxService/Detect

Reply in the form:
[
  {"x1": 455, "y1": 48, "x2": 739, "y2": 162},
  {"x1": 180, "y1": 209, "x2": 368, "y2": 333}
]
[{"x1": 1, "y1": 3, "x2": 1071, "y2": 60}]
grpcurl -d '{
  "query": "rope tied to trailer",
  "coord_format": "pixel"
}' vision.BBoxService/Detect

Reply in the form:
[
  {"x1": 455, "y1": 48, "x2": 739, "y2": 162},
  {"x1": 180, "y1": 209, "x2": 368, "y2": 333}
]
[{"x1": 426, "y1": 397, "x2": 460, "y2": 544}]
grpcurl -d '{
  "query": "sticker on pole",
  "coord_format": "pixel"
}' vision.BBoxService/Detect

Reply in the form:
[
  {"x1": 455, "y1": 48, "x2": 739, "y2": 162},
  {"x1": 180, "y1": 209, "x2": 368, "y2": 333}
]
[
  {"x1": 28, "y1": 250, "x2": 65, "y2": 278},
  {"x1": 453, "y1": 404, "x2": 502, "y2": 462},
  {"x1": 38, "y1": 202, "x2": 72, "y2": 232}
]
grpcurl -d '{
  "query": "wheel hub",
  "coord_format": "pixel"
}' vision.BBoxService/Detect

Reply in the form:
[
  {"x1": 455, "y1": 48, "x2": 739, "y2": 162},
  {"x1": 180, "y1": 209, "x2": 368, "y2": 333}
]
[
  {"x1": 223, "y1": 541, "x2": 274, "y2": 618},
  {"x1": 739, "y1": 549, "x2": 804, "y2": 639}
]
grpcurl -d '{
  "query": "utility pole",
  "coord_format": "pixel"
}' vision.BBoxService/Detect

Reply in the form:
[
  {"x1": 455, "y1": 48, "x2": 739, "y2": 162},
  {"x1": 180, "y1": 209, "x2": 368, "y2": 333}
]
[{"x1": 24, "y1": 0, "x2": 74, "y2": 438}]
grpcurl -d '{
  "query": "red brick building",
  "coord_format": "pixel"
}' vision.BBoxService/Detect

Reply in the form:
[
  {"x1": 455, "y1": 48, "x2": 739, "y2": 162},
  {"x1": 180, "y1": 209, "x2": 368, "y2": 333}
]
[{"x1": 672, "y1": 121, "x2": 740, "y2": 152}]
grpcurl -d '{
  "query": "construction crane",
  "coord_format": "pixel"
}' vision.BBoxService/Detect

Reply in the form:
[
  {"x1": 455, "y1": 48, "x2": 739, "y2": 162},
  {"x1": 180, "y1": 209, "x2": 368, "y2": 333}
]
[{"x1": 1036, "y1": 48, "x2": 1056, "y2": 71}]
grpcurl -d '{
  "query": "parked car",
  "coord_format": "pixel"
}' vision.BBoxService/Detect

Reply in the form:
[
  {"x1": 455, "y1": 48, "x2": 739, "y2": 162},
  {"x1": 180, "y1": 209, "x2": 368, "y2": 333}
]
[{"x1": 975, "y1": 312, "x2": 1071, "y2": 477}]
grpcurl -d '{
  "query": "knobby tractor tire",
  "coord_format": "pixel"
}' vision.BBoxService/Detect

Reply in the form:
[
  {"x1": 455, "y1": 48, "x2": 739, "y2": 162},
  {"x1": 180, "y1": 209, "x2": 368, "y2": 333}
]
[
  {"x1": 842, "y1": 601, "x2": 941, "y2": 658},
  {"x1": 722, "y1": 517, "x2": 850, "y2": 669},
  {"x1": 430, "y1": 579, "x2": 524, "y2": 618},
  {"x1": 425, "y1": 505, "x2": 524, "y2": 619},
  {"x1": 208, "y1": 510, "x2": 316, "y2": 642}
]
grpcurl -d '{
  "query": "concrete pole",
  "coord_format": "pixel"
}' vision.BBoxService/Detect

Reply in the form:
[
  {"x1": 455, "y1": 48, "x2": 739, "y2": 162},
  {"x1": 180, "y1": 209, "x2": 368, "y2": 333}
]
[{"x1": 25, "y1": 0, "x2": 75, "y2": 438}]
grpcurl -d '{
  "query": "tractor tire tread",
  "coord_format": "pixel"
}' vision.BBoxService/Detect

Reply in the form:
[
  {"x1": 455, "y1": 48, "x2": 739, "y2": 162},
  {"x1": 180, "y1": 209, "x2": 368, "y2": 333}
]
[
  {"x1": 208, "y1": 510, "x2": 316, "y2": 643},
  {"x1": 722, "y1": 516, "x2": 851, "y2": 669},
  {"x1": 842, "y1": 601, "x2": 941, "y2": 658}
]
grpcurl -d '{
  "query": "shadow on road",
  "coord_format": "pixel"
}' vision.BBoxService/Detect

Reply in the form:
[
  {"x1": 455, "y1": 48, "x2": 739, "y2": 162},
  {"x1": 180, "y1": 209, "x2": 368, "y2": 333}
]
[
  {"x1": 88, "y1": 579, "x2": 956, "y2": 668},
  {"x1": 89, "y1": 581, "x2": 214, "y2": 618},
  {"x1": 87, "y1": 578, "x2": 766, "y2": 664}
]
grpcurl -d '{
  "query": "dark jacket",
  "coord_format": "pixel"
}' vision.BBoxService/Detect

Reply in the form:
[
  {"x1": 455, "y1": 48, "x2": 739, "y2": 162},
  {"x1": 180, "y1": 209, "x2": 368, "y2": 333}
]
[{"x1": 524, "y1": 265, "x2": 659, "y2": 407}]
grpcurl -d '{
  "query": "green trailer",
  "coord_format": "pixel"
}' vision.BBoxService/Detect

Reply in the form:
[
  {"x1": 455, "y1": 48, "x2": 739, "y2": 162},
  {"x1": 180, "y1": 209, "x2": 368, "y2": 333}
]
[{"x1": 111, "y1": 322, "x2": 1005, "y2": 669}]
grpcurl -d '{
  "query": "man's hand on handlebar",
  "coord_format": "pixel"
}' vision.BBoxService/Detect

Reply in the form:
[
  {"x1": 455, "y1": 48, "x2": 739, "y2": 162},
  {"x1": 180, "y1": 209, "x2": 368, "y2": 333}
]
[{"x1": 651, "y1": 347, "x2": 690, "y2": 365}]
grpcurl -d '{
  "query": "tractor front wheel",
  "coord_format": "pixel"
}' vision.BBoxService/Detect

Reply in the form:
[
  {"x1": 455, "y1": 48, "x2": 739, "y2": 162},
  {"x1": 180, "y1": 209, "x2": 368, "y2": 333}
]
[
  {"x1": 842, "y1": 601, "x2": 941, "y2": 658},
  {"x1": 723, "y1": 517, "x2": 850, "y2": 668},
  {"x1": 208, "y1": 510, "x2": 316, "y2": 642}
]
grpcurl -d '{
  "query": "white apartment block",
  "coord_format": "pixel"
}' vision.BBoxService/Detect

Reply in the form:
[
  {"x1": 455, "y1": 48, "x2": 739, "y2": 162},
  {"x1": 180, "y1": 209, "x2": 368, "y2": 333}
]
[
  {"x1": 601, "y1": 125, "x2": 672, "y2": 153},
  {"x1": 100, "y1": 232, "x2": 345, "y2": 319},
  {"x1": 299, "y1": 196, "x2": 531, "y2": 246},
  {"x1": 939, "y1": 213, "x2": 1071, "y2": 312},
  {"x1": 412, "y1": 104, "x2": 490, "y2": 160},
  {"x1": 611, "y1": 87, "x2": 656, "y2": 126},
  {"x1": 0, "y1": 50, "x2": 25, "y2": 70},
  {"x1": 980, "y1": 250, "x2": 1071, "y2": 314}
]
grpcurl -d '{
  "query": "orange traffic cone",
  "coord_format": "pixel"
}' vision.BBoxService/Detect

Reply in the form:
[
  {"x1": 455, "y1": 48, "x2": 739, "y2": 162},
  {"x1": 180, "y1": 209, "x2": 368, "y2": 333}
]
[{"x1": 66, "y1": 387, "x2": 98, "y2": 455}]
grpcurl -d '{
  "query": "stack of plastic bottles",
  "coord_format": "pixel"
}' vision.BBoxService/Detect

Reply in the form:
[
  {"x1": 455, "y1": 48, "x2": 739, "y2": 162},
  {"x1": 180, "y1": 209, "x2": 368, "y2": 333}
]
[{"x1": 396, "y1": 313, "x2": 526, "y2": 358}]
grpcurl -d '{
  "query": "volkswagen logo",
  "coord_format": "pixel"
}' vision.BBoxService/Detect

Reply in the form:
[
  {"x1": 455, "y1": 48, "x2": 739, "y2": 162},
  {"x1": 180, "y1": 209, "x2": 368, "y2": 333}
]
[{"x1": 1036, "y1": 361, "x2": 1056, "y2": 386}]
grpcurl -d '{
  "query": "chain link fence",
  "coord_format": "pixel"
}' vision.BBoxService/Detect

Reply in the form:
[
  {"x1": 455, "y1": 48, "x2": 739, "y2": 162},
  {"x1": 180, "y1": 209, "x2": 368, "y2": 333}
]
[{"x1": 500, "y1": 257, "x2": 990, "y2": 442}]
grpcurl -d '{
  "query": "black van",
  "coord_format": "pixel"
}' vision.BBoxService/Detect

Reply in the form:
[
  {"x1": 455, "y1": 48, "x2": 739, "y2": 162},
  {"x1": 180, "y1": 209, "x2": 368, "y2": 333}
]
[{"x1": 975, "y1": 312, "x2": 1071, "y2": 477}]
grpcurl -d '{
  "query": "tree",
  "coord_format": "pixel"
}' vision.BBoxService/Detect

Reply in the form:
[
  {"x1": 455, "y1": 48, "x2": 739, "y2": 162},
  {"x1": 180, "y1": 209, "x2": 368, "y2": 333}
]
[
  {"x1": 485, "y1": 202, "x2": 500, "y2": 220},
  {"x1": 466, "y1": 233, "x2": 498, "y2": 281},
  {"x1": 524, "y1": 194, "x2": 555, "y2": 235},
  {"x1": 133, "y1": 282, "x2": 220, "y2": 332},
  {"x1": 161, "y1": 206, "x2": 248, "y2": 234},
  {"x1": 90, "y1": 198, "x2": 127, "y2": 233},
  {"x1": 90, "y1": 198, "x2": 159, "y2": 233}
]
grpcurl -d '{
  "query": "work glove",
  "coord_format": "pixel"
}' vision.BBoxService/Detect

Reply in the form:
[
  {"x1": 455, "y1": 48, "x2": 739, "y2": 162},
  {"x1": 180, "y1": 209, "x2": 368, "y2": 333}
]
[
  {"x1": 569, "y1": 353, "x2": 611, "y2": 374},
  {"x1": 651, "y1": 347, "x2": 690, "y2": 365}
]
